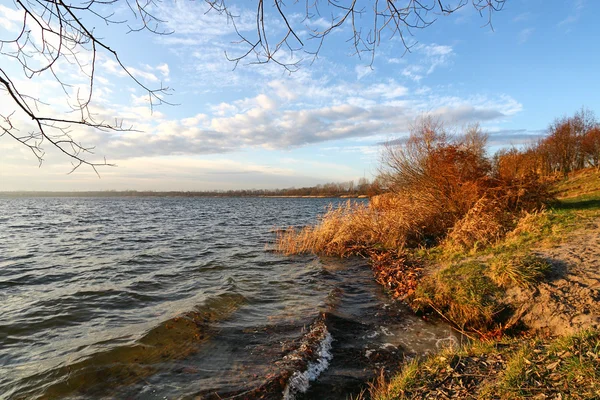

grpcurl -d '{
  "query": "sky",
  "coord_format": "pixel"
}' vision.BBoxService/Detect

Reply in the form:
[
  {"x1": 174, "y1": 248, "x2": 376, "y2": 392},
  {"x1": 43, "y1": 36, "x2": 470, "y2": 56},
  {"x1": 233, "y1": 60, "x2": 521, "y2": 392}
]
[{"x1": 1, "y1": 0, "x2": 599, "y2": 191}]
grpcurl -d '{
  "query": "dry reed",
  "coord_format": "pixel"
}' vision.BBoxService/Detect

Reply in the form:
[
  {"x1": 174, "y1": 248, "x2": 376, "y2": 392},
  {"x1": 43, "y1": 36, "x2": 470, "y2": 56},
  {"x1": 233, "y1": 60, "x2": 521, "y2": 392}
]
[{"x1": 442, "y1": 197, "x2": 511, "y2": 252}]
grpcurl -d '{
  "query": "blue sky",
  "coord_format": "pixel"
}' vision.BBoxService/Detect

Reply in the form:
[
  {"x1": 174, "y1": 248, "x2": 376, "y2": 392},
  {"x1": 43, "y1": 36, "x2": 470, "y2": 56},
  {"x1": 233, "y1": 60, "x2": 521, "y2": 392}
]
[{"x1": 1, "y1": 0, "x2": 599, "y2": 191}]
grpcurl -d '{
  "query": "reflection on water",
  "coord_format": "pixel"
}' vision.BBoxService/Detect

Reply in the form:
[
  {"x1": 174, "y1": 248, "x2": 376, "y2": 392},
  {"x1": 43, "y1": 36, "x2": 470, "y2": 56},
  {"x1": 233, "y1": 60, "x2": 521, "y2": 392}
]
[{"x1": 0, "y1": 197, "x2": 458, "y2": 399}]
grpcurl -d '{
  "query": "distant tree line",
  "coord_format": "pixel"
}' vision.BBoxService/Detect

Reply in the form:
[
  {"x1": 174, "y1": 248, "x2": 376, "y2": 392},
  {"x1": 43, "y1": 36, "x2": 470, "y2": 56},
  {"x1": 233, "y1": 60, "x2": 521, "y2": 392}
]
[
  {"x1": 494, "y1": 108, "x2": 600, "y2": 179},
  {"x1": 1, "y1": 178, "x2": 383, "y2": 198}
]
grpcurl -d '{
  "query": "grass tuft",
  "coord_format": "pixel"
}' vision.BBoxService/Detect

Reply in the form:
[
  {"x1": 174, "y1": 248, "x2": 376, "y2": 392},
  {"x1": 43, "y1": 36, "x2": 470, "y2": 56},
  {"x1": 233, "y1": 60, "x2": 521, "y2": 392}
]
[
  {"x1": 489, "y1": 253, "x2": 551, "y2": 288},
  {"x1": 410, "y1": 261, "x2": 502, "y2": 331},
  {"x1": 442, "y1": 197, "x2": 511, "y2": 252}
]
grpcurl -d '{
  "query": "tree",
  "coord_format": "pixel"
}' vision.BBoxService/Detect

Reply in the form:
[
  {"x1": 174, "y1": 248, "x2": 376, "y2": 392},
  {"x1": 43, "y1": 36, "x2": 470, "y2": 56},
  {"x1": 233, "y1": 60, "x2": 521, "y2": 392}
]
[
  {"x1": 1, "y1": 0, "x2": 506, "y2": 171},
  {"x1": 543, "y1": 108, "x2": 597, "y2": 175},
  {"x1": 582, "y1": 127, "x2": 600, "y2": 169}
]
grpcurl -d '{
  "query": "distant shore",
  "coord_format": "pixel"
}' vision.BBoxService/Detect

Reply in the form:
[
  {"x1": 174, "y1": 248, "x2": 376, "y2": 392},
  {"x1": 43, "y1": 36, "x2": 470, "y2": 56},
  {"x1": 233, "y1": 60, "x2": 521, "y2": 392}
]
[{"x1": 0, "y1": 191, "x2": 370, "y2": 199}]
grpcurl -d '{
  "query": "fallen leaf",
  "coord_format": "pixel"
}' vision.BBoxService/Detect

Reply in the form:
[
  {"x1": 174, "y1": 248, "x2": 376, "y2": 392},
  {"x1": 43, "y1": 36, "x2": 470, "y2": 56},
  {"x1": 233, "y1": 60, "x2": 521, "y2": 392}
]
[{"x1": 546, "y1": 360, "x2": 560, "y2": 370}]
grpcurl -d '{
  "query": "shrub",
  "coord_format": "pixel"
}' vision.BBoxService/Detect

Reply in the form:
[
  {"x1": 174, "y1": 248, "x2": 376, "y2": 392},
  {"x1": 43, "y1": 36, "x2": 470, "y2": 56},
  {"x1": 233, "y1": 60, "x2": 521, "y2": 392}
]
[
  {"x1": 381, "y1": 118, "x2": 492, "y2": 232},
  {"x1": 277, "y1": 118, "x2": 552, "y2": 258}
]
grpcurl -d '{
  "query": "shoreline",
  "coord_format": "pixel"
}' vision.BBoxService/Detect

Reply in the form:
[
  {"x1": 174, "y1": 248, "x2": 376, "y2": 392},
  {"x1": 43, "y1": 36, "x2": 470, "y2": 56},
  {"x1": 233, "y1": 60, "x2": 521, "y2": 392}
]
[
  {"x1": 360, "y1": 168, "x2": 600, "y2": 398},
  {"x1": 275, "y1": 167, "x2": 600, "y2": 398},
  {"x1": 0, "y1": 192, "x2": 370, "y2": 199}
]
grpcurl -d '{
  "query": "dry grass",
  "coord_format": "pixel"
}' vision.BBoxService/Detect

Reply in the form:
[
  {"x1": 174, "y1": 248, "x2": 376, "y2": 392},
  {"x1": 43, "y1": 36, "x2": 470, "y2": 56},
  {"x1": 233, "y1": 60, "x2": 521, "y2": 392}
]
[
  {"x1": 275, "y1": 199, "x2": 398, "y2": 257},
  {"x1": 367, "y1": 329, "x2": 600, "y2": 400},
  {"x1": 504, "y1": 209, "x2": 549, "y2": 242},
  {"x1": 277, "y1": 159, "x2": 552, "y2": 260},
  {"x1": 442, "y1": 197, "x2": 511, "y2": 252},
  {"x1": 275, "y1": 194, "x2": 448, "y2": 257}
]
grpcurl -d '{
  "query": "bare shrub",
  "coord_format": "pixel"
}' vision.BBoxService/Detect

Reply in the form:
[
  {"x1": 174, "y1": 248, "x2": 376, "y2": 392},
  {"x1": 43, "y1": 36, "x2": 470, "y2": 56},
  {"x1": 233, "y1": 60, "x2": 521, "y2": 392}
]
[
  {"x1": 380, "y1": 117, "x2": 494, "y2": 240},
  {"x1": 493, "y1": 147, "x2": 543, "y2": 180},
  {"x1": 278, "y1": 118, "x2": 553, "y2": 258}
]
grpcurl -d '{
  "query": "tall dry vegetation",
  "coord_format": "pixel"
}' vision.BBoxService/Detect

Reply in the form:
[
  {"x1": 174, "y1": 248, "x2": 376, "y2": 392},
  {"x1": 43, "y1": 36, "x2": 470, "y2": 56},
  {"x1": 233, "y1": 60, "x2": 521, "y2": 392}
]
[
  {"x1": 276, "y1": 111, "x2": 600, "y2": 334},
  {"x1": 276, "y1": 117, "x2": 552, "y2": 256}
]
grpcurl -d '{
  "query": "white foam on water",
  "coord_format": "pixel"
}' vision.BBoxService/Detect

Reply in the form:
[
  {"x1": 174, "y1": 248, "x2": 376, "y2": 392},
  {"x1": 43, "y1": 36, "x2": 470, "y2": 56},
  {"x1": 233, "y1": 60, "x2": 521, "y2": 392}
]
[
  {"x1": 282, "y1": 330, "x2": 334, "y2": 400},
  {"x1": 435, "y1": 335, "x2": 459, "y2": 350},
  {"x1": 380, "y1": 326, "x2": 395, "y2": 336}
]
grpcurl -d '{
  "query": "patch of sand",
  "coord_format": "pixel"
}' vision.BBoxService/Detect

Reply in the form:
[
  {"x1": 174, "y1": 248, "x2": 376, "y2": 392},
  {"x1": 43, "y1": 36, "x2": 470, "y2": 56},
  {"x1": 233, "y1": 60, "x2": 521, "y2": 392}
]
[{"x1": 506, "y1": 219, "x2": 600, "y2": 336}]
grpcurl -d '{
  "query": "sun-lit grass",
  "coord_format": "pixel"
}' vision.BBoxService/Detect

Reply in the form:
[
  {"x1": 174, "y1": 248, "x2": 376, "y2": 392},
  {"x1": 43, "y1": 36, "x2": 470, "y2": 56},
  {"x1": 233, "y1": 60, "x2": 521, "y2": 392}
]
[
  {"x1": 442, "y1": 197, "x2": 511, "y2": 253},
  {"x1": 275, "y1": 198, "x2": 410, "y2": 257},
  {"x1": 275, "y1": 193, "x2": 454, "y2": 257},
  {"x1": 553, "y1": 167, "x2": 600, "y2": 199},
  {"x1": 489, "y1": 253, "x2": 551, "y2": 288},
  {"x1": 410, "y1": 261, "x2": 503, "y2": 331}
]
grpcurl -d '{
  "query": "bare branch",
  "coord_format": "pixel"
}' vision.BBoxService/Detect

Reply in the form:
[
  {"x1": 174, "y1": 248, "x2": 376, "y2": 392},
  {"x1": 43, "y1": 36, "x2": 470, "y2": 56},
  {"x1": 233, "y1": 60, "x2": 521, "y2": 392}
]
[
  {"x1": 0, "y1": 0, "x2": 171, "y2": 173},
  {"x1": 206, "y1": 0, "x2": 506, "y2": 69}
]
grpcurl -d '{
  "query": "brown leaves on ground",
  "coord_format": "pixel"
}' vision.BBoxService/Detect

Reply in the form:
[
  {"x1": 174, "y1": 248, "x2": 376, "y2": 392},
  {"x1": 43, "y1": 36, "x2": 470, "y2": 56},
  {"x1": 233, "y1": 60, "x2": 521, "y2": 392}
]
[
  {"x1": 373, "y1": 330, "x2": 600, "y2": 400},
  {"x1": 368, "y1": 250, "x2": 423, "y2": 300}
]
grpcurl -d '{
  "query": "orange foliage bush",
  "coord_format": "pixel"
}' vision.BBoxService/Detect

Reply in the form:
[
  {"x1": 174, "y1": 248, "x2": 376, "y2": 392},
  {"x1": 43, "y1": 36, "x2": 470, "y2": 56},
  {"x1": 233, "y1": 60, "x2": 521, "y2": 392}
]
[{"x1": 277, "y1": 117, "x2": 554, "y2": 258}]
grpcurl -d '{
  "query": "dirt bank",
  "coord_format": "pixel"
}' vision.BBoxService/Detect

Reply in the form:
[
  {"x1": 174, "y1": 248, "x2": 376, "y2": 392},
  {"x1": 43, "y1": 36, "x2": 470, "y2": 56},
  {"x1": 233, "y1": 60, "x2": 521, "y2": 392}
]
[{"x1": 506, "y1": 218, "x2": 600, "y2": 336}]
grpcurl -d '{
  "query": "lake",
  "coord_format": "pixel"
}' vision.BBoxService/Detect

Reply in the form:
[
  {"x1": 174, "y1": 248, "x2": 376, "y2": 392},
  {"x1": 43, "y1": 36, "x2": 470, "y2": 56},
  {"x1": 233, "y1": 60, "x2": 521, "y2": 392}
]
[{"x1": 0, "y1": 197, "x2": 458, "y2": 399}]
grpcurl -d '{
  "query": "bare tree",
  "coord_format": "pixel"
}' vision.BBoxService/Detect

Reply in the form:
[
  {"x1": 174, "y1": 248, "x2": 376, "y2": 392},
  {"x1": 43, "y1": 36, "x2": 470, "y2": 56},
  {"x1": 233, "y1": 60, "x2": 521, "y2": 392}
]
[
  {"x1": 460, "y1": 122, "x2": 489, "y2": 159},
  {"x1": 1, "y1": 0, "x2": 506, "y2": 171},
  {"x1": 544, "y1": 108, "x2": 597, "y2": 176}
]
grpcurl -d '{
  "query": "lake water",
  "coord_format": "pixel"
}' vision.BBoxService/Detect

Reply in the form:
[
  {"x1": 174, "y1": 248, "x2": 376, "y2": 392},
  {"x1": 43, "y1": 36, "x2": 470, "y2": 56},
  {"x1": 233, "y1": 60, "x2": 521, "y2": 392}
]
[{"x1": 0, "y1": 197, "x2": 458, "y2": 399}]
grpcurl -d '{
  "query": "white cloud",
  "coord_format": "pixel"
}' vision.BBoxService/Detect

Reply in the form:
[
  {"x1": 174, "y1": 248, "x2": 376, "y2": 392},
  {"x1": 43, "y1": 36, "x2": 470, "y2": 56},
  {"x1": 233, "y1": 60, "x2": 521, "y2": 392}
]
[
  {"x1": 421, "y1": 44, "x2": 453, "y2": 57},
  {"x1": 268, "y1": 80, "x2": 298, "y2": 101},
  {"x1": 101, "y1": 58, "x2": 160, "y2": 83},
  {"x1": 401, "y1": 66, "x2": 423, "y2": 82},
  {"x1": 518, "y1": 28, "x2": 534, "y2": 44},
  {"x1": 513, "y1": 12, "x2": 531, "y2": 23},
  {"x1": 88, "y1": 91, "x2": 520, "y2": 159},
  {"x1": 387, "y1": 58, "x2": 406, "y2": 64},
  {"x1": 363, "y1": 82, "x2": 409, "y2": 99},
  {"x1": 558, "y1": 0, "x2": 585, "y2": 27},
  {"x1": 156, "y1": 63, "x2": 170, "y2": 78},
  {"x1": 0, "y1": 4, "x2": 24, "y2": 31},
  {"x1": 355, "y1": 65, "x2": 373, "y2": 80}
]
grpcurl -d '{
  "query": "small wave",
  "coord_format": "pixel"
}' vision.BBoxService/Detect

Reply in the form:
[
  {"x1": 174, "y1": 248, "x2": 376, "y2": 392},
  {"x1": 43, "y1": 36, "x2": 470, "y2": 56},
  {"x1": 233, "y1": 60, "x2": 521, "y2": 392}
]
[
  {"x1": 7, "y1": 293, "x2": 247, "y2": 400},
  {"x1": 282, "y1": 325, "x2": 333, "y2": 400},
  {"x1": 211, "y1": 315, "x2": 334, "y2": 400}
]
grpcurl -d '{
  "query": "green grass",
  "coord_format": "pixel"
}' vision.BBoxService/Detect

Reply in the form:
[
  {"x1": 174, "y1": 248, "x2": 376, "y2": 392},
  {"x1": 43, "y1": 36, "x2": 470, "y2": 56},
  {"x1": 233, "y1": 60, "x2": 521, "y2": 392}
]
[
  {"x1": 410, "y1": 261, "x2": 503, "y2": 331},
  {"x1": 552, "y1": 167, "x2": 600, "y2": 200},
  {"x1": 489, "y1": 253, "x2": 551, "y2": 288}
]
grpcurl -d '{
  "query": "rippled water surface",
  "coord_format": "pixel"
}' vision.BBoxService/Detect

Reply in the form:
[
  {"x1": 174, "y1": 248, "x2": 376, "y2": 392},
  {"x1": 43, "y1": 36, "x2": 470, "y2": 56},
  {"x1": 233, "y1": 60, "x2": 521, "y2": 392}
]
[{"x1": 0, "y1": 197, "x2": 457, "y2": 399}]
